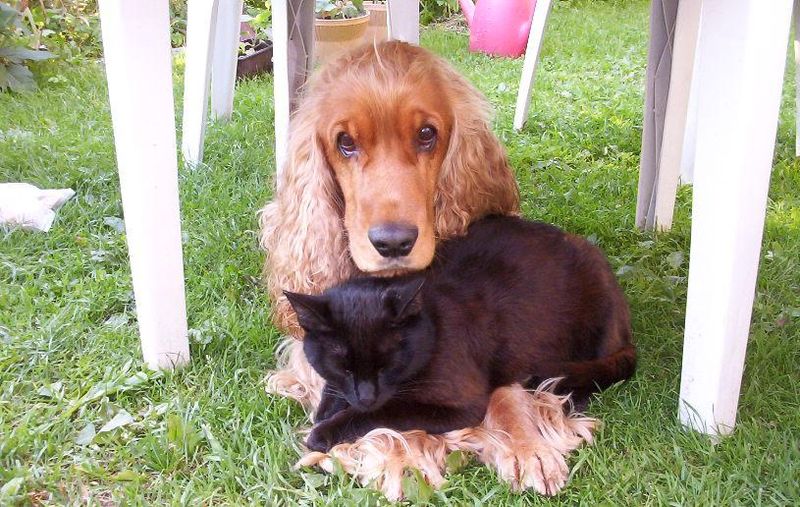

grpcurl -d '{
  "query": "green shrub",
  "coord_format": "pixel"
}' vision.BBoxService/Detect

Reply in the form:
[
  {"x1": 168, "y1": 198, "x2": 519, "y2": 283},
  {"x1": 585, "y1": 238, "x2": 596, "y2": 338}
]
[
  {"x1": 0, "y1": 2, "x2": 54, "y2": 92},
  {"x1": 420, "y1": 0, "x2": 459, "y2": 25}
]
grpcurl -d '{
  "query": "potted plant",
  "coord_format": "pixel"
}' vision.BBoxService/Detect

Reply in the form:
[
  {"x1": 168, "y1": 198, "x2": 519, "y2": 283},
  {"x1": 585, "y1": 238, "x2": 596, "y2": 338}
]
[
  {"x1": 363, "y1": 1, "x2": 387, "y2": 45},
  {"x1": 237, "y1": 1, "x2": 273, "y2": 80},
  {"x1": 314, "y1": 0, "x2": 369, "y2": 64}
]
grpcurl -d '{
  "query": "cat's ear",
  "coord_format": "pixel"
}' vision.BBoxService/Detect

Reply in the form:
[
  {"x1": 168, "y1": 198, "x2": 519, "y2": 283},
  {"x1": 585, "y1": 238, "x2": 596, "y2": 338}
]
[
  {"x1": 283, "y1": 290, "x2": 333, "y2": 334},
  {"x1": 383, "y1": 278, "x2": 425, "y2": 322}
]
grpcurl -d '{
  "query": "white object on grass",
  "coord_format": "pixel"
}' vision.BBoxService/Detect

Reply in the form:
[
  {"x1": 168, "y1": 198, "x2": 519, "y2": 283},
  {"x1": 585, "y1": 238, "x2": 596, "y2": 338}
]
[{"x1": 0, "y1": 183, "x2": 75, "y2": 232}]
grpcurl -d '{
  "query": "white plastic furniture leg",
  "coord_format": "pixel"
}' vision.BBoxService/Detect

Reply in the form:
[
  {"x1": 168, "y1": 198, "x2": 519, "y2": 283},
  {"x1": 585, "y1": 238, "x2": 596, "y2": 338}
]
[
  {"x1": 98, "y1": 0, "x2": 190, "y2": 369},
  {"x1": 273, "y1": 0, "x2": 314, "y2": 180},
  {"x1": 182, "y1": 0, "x2": 219, "y2": 166},
  {"x1": 387, "y1": 0, "x2": 420, "y2": 44},
  {"x1": 650, "y1": 0, "x2": 701, "y2": 231},
  {"x1": 678, "y1": 0, "x2": 792, "y2": 436},
  {"x1": 211, "y1": 0, "x2": 243, "y2": 120},
  {"x1": 513, "y1": 0, "x2": 553, "y2": 131},
  {"x1": 794, "y1": 0, "x2": 800, "y2": 157}
]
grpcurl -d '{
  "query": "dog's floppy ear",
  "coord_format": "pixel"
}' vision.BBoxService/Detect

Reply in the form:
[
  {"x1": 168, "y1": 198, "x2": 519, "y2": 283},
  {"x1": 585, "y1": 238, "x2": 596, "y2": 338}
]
[
  {"x1": 260, "y1": 90, "x2": 356, "y2": 335},
  {"x1": 382, "y1": 278, "x2": 425, "y2": 322},
  {"x1": 283, "y1": 291, "x2": 333, "y2": 334},
  {"x1": 434, "y1": 60, "x2": 520, "y2": 237}
]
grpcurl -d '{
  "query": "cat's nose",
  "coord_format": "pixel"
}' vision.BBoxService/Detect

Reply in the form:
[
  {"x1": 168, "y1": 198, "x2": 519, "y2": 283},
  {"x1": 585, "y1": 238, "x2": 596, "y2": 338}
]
[
  {"x1": 368, "y1": 223, "x2": 418, "y2": 258},
  {"x1": 356, "y1": 380, "x2": 377, "y2": 407}
]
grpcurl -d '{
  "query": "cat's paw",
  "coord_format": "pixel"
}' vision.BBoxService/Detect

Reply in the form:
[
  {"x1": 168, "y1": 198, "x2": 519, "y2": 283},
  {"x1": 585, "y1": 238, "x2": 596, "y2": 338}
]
[
  {"x1": 492, "y1": 445, "x2": 569, "y2": 496},
  {"x1": 305, "y1": 423, "x2": 336, "y2": 452},
  {"x1": 315, "y1": 395, "x2": 349, "y2": 423}
]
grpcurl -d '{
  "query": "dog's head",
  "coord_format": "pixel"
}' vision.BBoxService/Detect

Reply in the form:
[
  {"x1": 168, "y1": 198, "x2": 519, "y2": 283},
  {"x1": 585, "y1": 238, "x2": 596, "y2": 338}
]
[
  {"x1": 310, "y1": 43, "x2": 454, "y2": 273},
  {"x1": 288, "y1": 42, "x2": 518, "y2": 275}
]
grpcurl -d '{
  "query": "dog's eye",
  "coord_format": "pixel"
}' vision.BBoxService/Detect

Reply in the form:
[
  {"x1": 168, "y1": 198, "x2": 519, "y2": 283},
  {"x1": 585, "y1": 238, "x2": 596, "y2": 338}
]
[
  {"x1": 337, "y1": 132, "x2": 357, "y2": 158},
  {"x1": 416, "y1": 125, "x2": 437, "y2": 152}
]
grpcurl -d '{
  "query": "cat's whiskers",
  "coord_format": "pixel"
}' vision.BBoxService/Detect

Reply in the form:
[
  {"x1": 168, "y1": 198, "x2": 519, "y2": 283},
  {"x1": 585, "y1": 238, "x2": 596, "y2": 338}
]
[{"x1": 323, "y1": 385, "x2": 348, "y2": 401}]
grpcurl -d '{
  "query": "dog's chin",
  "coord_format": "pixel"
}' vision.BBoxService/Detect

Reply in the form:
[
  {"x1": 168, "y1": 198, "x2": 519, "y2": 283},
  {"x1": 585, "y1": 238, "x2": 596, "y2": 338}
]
[{"x1": 351, "y1": 249, "x2": 435, "y2": 277}]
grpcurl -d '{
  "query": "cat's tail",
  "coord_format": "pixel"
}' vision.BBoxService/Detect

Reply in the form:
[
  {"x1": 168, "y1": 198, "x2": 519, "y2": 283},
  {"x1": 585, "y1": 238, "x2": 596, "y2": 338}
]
[{"x1": 533, "y1": 345, "x2": 637, "y2": 395}]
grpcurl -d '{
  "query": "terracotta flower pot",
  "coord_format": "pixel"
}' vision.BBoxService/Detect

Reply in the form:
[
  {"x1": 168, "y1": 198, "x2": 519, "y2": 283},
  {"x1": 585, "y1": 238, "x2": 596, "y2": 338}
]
[
  {"x1": 363, "y1": 2, "x2": 388, "y2": 45},
  {"x1": 314, "y1": 12, "x2": 370, "y2": 65}
]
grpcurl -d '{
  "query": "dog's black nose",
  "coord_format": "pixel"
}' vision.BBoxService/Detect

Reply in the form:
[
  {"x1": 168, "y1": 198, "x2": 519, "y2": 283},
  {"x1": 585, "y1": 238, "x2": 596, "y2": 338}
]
[{"x1": 368, "y1": 223, "x2": 418, "y2": 258}]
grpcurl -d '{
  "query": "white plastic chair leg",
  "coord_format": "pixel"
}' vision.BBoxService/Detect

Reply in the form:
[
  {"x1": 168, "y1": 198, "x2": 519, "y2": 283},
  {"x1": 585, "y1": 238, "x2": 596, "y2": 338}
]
[
  {"x1": 98, "y1": 0, "x2": 190, "y2": 369},
  {"x1": 635, "y1": 0, "x2": 678, "y2": 229},
  {"x1": 794, "y1": 0, "x2": 800, "y2": 157},
  {"x1": 182, "y1": 0, "x2": 219, "y2": 166},
  {"x1": 513, "y1": 0, "x2": 553, "y2": 131},
  {"x1": 211, "y1": 0, "x2": 243, "y2": 120},
  {"x1": 651, "y1": 0, "x2": 702, "y2": 231},
  {"x1": 273, "y1": 0, "x2": 314, "y2": 179},
  {"x1": 679, "y1": 0, "x2": 792, "y2": 436},
  {"x1": 387, "y1": 0, "x2": 420, "y2": 44}
]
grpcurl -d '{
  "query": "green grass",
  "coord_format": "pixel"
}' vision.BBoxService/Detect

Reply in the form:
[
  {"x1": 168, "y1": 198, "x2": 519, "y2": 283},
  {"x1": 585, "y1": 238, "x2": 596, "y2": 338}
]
[{"x1": 1, "y1": 0, "x2": 798, "y2": 504}]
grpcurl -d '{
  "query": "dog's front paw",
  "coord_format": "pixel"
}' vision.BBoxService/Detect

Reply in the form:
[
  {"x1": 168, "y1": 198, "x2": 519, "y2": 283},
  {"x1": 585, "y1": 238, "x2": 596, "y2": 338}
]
[{"x1": 494, "y1": 445, "x2": 569, "y2": 496}]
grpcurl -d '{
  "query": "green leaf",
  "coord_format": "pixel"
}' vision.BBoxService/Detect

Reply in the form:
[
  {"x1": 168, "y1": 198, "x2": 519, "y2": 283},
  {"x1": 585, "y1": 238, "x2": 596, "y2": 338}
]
[
  {"x1": 0, "y1": 63, "x2": 9, "y2": 91},
  {"x1": 445, "y1": 450, "x2": 470, "y2": 473},
  {"x1": 6, "y1": 62, "x2": 36, "y2": 92},
  {"x1": 401, "y1": 468, "x2": 433, "y2": 503},
  {"x1": 0, "y1": 477, "x2": 24, "y2": 499},
  {"x1": 0, "y1": 46, "x2": 55, "y2": 61},
  {"x1": 112, "y1": 470, "x2": 143, "y2": 482},
  {"x1": 0, "y1": 4, "x2": 20, "y2": 29},
  {"x1": 201, "y1": 423, "x2": 229, "y2": 465},
  {"x1": 616, "y1": 265, "x2": 635, "y2": 277}
]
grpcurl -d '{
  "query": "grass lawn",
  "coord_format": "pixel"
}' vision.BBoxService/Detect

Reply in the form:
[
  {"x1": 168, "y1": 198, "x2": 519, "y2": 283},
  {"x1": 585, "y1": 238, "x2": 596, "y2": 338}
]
[{"x1": 1, "y1": 0, "x2": 799, "y2": 504}]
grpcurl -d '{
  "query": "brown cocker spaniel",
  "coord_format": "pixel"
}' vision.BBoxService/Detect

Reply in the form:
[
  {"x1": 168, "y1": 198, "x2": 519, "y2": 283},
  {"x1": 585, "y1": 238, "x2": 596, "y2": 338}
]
[{"x1": 261, "y1": 41, "x2": 594, "y2": 499}]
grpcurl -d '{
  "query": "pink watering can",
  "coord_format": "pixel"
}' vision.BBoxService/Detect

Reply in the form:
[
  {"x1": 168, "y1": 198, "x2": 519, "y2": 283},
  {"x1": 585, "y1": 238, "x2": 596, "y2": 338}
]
[{"x1": 459, "y1": 0, "x2": 536, "y2": 58}]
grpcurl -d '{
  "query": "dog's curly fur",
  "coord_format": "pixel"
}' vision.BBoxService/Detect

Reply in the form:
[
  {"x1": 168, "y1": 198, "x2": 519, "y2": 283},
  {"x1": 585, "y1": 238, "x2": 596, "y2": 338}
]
[{"x1": 260, "y1": 41, "x2": 594, "y2": 498}]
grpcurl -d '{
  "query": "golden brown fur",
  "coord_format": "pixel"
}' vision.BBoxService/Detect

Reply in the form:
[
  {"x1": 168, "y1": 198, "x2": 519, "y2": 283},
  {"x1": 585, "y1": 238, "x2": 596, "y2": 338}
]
[{"x1": 261, "y1": 41, "x2": 593, "y2": 498}]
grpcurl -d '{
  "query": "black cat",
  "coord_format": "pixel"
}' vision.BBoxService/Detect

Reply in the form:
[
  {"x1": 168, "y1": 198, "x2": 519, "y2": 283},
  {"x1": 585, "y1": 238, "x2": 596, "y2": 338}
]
[{"x1": 284, "y1": 216, "x2": 636, "y2": 452}]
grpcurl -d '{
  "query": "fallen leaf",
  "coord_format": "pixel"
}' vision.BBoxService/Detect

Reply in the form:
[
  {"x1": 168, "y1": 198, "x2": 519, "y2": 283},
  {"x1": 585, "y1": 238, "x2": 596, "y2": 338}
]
[
  {"x1": 75, "y1": 423, "x2": 96, "y2": 445},
  {"x1": 99, "y1": 410, "x2": 134, "y2": 433},
  {"x1": 103, "y1": 216, "x2": 125, "y2": 233},
  {"x1": 667, "y1": 251, "x2": 684, "y2": 269},
  {"x1": 0, "y1": 477, "x2": 24, "y2": 498}
]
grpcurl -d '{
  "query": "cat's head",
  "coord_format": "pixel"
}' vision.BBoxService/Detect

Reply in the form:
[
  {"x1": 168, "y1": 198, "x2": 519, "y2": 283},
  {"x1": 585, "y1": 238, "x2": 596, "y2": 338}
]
[{"x1": 284, "y1": 276, "x2": 434, "y2": 412}]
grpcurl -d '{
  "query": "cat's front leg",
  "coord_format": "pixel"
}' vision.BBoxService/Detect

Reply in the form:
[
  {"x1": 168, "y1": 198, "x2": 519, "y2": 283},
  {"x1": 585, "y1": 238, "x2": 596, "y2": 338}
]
[
  {"x1": 306, "y1": 401, "x2": 487, "y2": 452},
  {"x1": 306, "y1": 407, "x2": 371, "y2": 452},
  {"x1": 314, "y1": 383, "x2": 349, "y2": 423}
]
